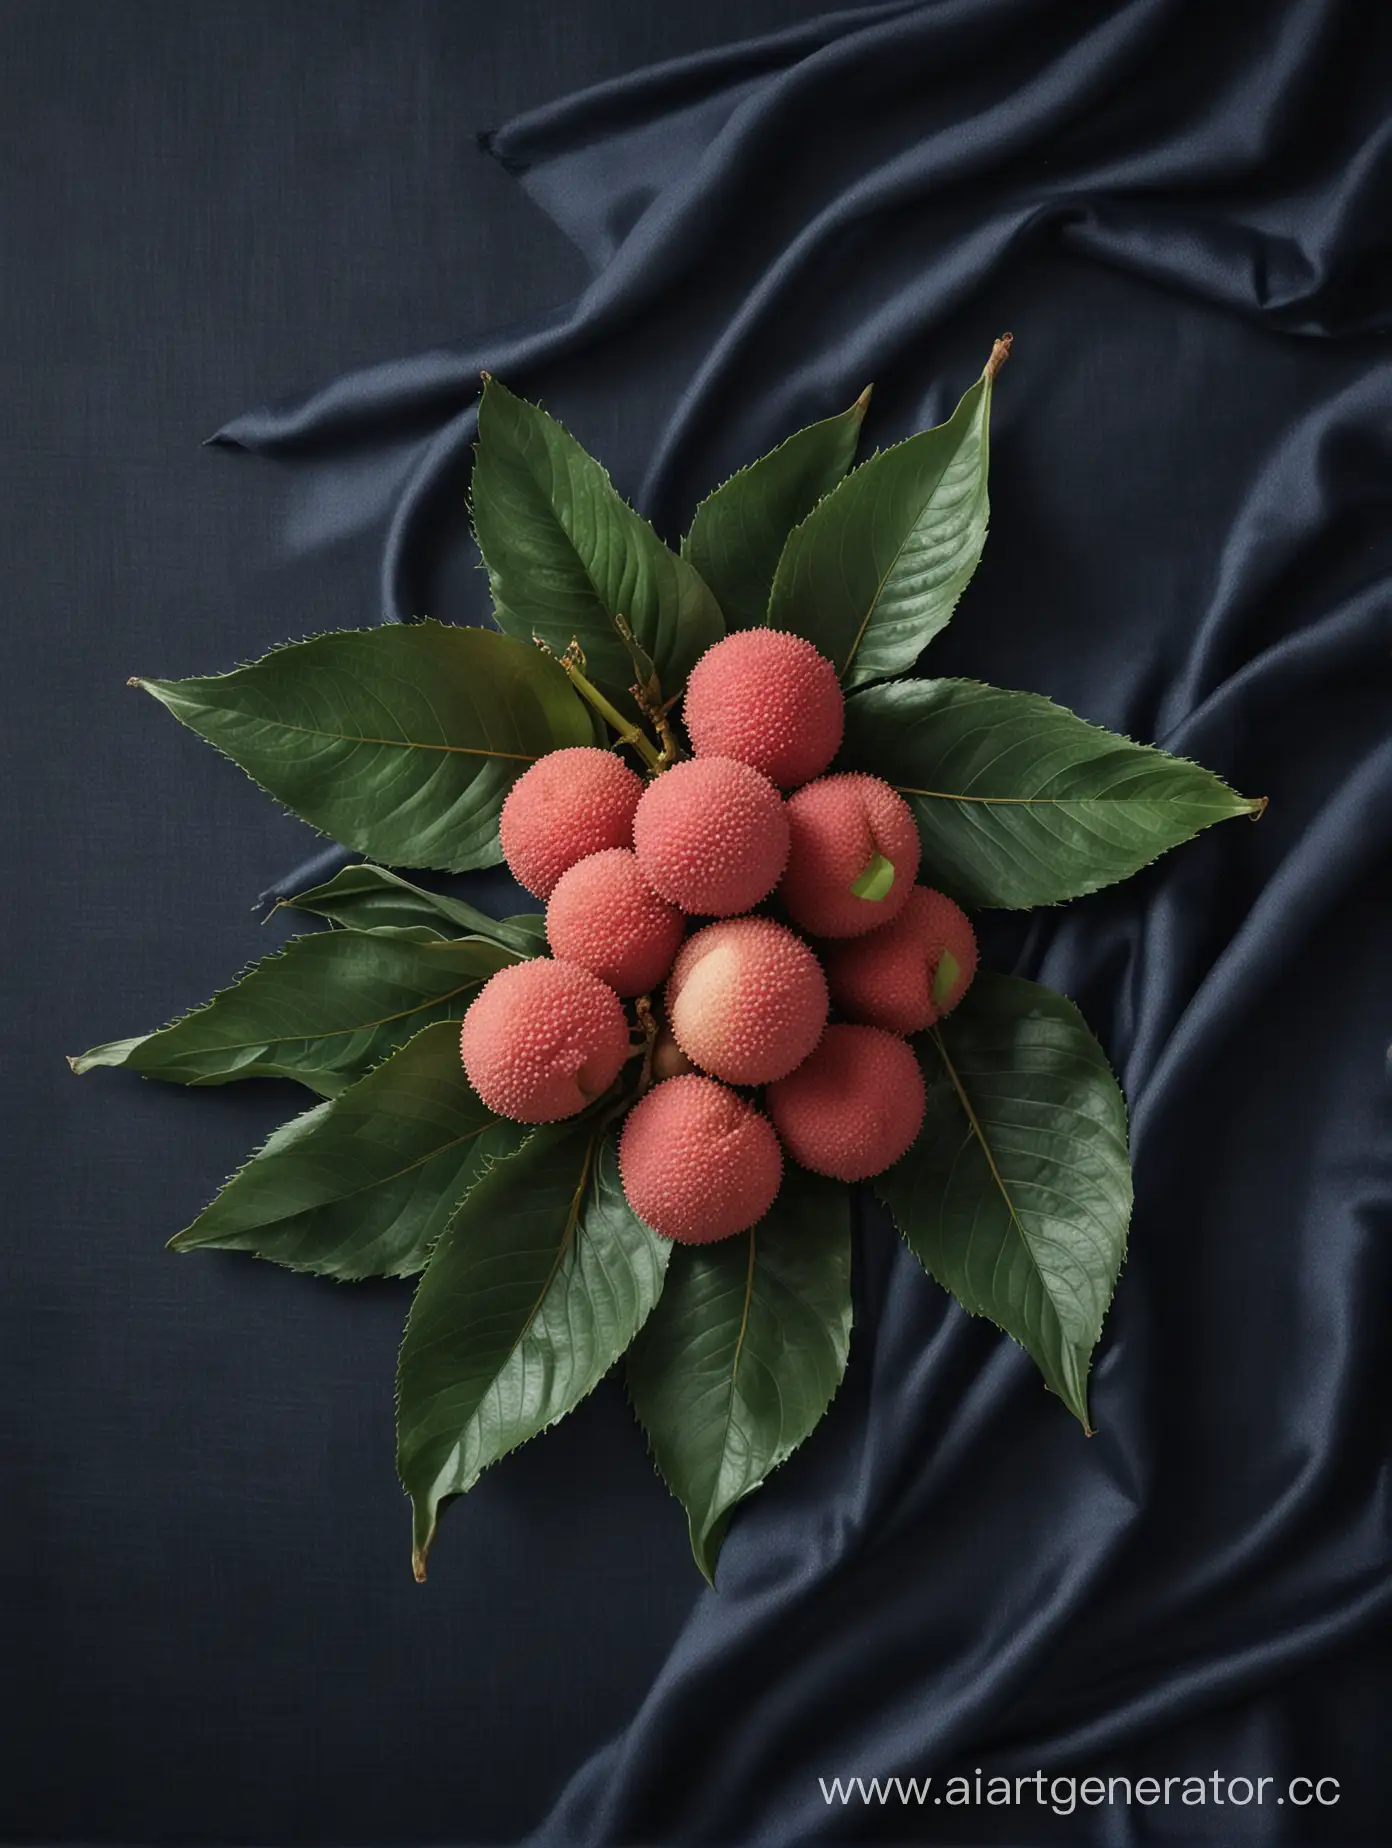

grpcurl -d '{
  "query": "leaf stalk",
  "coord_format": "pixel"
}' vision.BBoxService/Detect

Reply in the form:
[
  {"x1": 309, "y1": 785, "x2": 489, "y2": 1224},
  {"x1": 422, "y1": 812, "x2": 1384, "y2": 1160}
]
[{"x1": 560, "y1": 659, "x2": 663, "y2": 771}]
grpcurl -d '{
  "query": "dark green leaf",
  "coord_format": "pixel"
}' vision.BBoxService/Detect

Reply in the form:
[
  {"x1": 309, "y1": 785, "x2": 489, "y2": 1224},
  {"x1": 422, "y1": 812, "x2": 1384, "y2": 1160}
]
[
  {"x1": 285, "y1": 862, "x2": 545, "y2": 954},
  {"x1": 626, "y1": 1167, "x2": 852, "y2": 1583},
  {"x1": 171, "y1": 1022, "x2": 523, "y2": 1279},
  {"x1": 876, "y1": 974, "x2": 1131, "y2": 1429},
  {"x1": 472, "y1": 376, "x2": 723, "y2": 715},
  {"x1": 69, "y1": 929, "x2": 516, "y2": 1095},
  {"x1": 768, "y1": 345, "x2": 1005, "y2": 684},
  {"x1": 843, "y1": 678, "x2": 1266, "y2": 908},
  {"x1": 133, "y1": 622, "x2": 594, "y2": 872},
  {"x1": 683, "y1": 388, "x2": 871, "y2": 629},
  {"x1": 398, "y1": 1126, "x2": 669, "y2": 1577}
]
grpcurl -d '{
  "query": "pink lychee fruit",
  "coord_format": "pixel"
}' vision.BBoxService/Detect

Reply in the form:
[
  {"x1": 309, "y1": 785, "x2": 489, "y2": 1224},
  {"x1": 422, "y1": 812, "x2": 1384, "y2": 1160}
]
[
  {"x1": 459, "y1": 958, "x2": 630, "y2": 1123},
  {"x1": 665, "y1": 916, "x2": 827, "y2": 1086},
  {"x1": 499, "y1": 746, "x2": 643, "y2": 899},
  {"x1": 682, "y1": 629, "x2": 845, "y2": 789},
  {"x1": 779, "y1": 772, "x2": 920, "y2": 938},
  {"x1": 618, "y1": 1074, "x2": 783, "y2": 1243},
  {"x1": 823, "y1": 886, "x2": 978, "y2": 1033},
  {"x1": 767, "y1": 1024, "x2": 925, "y2": 1181},
  {"x1": 633, "y1": 756, "x2": 789, "y2": 916},
  {"x1": 545, "y1": 848, "x2": 685, "y2": 998}
]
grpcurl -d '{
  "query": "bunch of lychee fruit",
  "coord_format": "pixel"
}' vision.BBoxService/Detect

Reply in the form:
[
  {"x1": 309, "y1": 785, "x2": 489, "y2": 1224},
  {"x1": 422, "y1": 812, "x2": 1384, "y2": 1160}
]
[{"x1": 459, "y1": 629, "x2": 979, "y2": 1244}]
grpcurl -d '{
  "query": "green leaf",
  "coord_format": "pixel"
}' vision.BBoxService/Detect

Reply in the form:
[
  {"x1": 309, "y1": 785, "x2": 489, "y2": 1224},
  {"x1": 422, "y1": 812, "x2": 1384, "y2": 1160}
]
[
  {"x1": 69, "y1": 929, "x2": 516, "y2": 1095},
  {"x1": 843, "y1": 678, "x2": 1266, "y2": 909},
  {"x1": 683, "y1": 388, "x2": 871, "y2": 629},
  {"x1": 849, "y1": 851, "x2": 896, "y2": 901},
  {"x1": 768, "y1": 343, "x2": 1007, "y2": 684},
  {"x1": 876, "y1": 974, "x2": 1131, "y2": 1430},
  {"x1": 170, "y1": 1023, "x2": 523, "y2": 1279},
  {"x1": 285, "y1": 862, "x2": 545, "y2": 954},
  {"x1": 398, "y1": 1125, "x2": 670, "y2": 1577},
  {"x1": 626, "y1": 1167, "x2": 852, "y2": 1583},
  {"x1": 133, "y1": 622, "x2": 594, "y2": 873},
  {"x1": 472, "y1": 376, "x2": 724, "y2": 716}
]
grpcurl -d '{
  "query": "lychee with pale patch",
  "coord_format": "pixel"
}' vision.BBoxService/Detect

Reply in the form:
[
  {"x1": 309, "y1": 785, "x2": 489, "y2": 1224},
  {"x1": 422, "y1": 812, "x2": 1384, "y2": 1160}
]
[
  {"x1": 665, "y1": 916, "x2": 827, "y2": 1086},
  {"x1": 545, "y1": 849, "x2": 685, "y2": 997},
  {"x1": 633, "y1": 756, "x2": 789, "y2": 916},
  {"x1": 767, "y1": 1024, "x2": 925, "y2": 1181},
  {"x1": 823, "y1": 886, "x2": 978, "y2": 1033},
  {"x1": 619, "y1": 1074, "x2": 783, "y2": 1243},
  {"x1": 499, "y1": 746, "x2": 643, "y2": 899},
  {"x1": 459, "y1": 958, "x2": 630, "y2": 1122},
  {"x1": 779, "y1": 772, "x2": 920, "y2": 938},
  {"x1": 683, "y1": 629, "x2": 844, "y2": 789}
]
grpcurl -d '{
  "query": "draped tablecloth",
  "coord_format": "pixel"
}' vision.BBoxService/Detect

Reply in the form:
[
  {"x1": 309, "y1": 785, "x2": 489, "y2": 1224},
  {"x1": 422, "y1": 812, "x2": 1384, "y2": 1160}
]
[{"x1": 14, "y1": 0, "x2": 1389, "y2": 1841}]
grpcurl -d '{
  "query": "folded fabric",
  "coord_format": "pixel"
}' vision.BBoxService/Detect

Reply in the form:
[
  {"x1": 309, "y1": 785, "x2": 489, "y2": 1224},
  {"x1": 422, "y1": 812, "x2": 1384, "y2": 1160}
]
[{"x1": 216, "y1": 0, "x2": 1392, "y2": 1839}]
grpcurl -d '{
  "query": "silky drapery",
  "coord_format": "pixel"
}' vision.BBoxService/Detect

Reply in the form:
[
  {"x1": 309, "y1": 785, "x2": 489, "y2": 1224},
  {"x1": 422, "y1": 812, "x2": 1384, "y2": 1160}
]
[{"x1": 217, "y1": 1, "x2": 1391, "y2": 1839}]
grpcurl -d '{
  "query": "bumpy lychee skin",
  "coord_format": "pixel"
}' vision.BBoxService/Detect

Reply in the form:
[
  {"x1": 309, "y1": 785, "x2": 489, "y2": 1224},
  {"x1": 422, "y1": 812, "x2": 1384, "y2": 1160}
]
[
  {"x1": 779, "y1": 772, "x2": 920, "y2": 938},
  {"x1": 459, "y1": 958, "x2": 630, "y2": 1123},
  {"x1": 665, "y1": 917, "x2": 828, "y2": 1086},
  {"x1": 683, "y1": 629, "x2": 845, "y2": 789},
  {"x1": 619, "y1": 1074, "x2": 783, "y2": 1243},
  {"x1": 545, "y1": 849, "x2": 686, "y2": 998},
  {"x1": 499, "y1": 747, "x2": 643, "y2": 899},
  {"x1": 767, "y1": 1024, "x2": 925, "y2": 1181},
  {"x1": 823, "y1": 886, "x2": 978, "y2": 1033},
  {"x1": 633, "y1": 756, "x2": 789, "y2": 916}
]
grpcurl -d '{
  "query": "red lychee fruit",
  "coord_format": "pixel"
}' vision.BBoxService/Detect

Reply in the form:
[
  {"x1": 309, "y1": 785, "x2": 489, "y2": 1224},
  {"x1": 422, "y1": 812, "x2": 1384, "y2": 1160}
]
[
  {"x1": 779, "y1": 772, "x2": 920, "y2": 938},
  {"x1": 499, "y1": 746, "x2": 643, "y2": 899},
  {"x1": 633, "y1": 756, "x2": 789, "y2": 916},
  {"x1": 823, "y1": 886, "x2": 978, "y2": 1033},
  {"x1": 459, "y1": 958, "x2": 630, "y2": 1123},
  {"x1": 618, "y1": 1074, "x2": 783, "y2": 1243},
  {"x1": 545, "y1": 848, "x2": 685, "y2": 998},
  {"x1": 682, "y1": 629, "x2": 844, "y2": 789},
  {"x1": 665, "y1": 916, "x2": 827, "y2": 1086},
  {"x1": 767, "y1": 1024, "x2": 925, "y2": 1181}
]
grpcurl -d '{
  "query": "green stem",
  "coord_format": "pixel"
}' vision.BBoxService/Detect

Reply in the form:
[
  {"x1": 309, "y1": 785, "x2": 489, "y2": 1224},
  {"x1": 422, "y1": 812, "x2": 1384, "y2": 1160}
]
[{"x1": 563, "y1": 662, "x2": 663, "y2": 771}]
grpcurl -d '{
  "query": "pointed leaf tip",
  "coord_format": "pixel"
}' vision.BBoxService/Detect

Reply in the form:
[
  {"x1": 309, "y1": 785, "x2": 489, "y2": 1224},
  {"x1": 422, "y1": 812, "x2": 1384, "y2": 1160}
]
[
  {"x1": 683, "y1": 389, "x2": 870, "y2": 631},
  {"x1": 844, "y1": 679, "x2": 1269, "y2": 908},
  {"x1": 411, "y1": 1498, "x2": 437, "y2": 1582},
  {"x1": 627, "y1": 1170, "x2": 852, "y2": 1580},
  {"x1": 692, "y1": 1534, "x2": 719, "y2": 1587},
  {"x1": 769, "y1": 366, "x2": 996, "y2": 681},
  {"x1": 395, "y1": 1127, "x2": 670, "y2": 1573},
  {"x1": 128, "y1": 626, "x2": 594, "y2": 872},
  {"x1": 878, "y1": 975, "x2": 1130, "y2": 1431},
  {"x1": 986, "y1": 333, "x2": 1013, "y2": 379},
  {"x1": 475, "y1": 383, "x2": 722, "y2": 710}
]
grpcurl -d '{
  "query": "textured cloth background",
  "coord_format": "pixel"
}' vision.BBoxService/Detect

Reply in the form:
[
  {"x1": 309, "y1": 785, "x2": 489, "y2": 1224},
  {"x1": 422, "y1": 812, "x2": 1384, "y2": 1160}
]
[{"x1": 5, "y1": 0, "x2": 1391, "y2": 1842}]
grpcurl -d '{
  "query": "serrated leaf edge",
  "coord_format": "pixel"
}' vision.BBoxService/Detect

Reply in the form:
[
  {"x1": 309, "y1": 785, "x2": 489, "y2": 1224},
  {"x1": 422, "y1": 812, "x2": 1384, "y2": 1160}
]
[{"x1": 167, "y1": 1021, "x2": 505, "y2": 1282}]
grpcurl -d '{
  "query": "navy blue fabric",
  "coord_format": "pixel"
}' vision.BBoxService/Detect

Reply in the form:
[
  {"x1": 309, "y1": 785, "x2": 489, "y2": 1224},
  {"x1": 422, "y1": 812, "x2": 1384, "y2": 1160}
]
[
  {"x1": 219, "y1": 3, "x2": 1392, "y2": 1841},
  {"x1": 13, "y1": 0, "x2": 1389, "y2": 1841}
]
